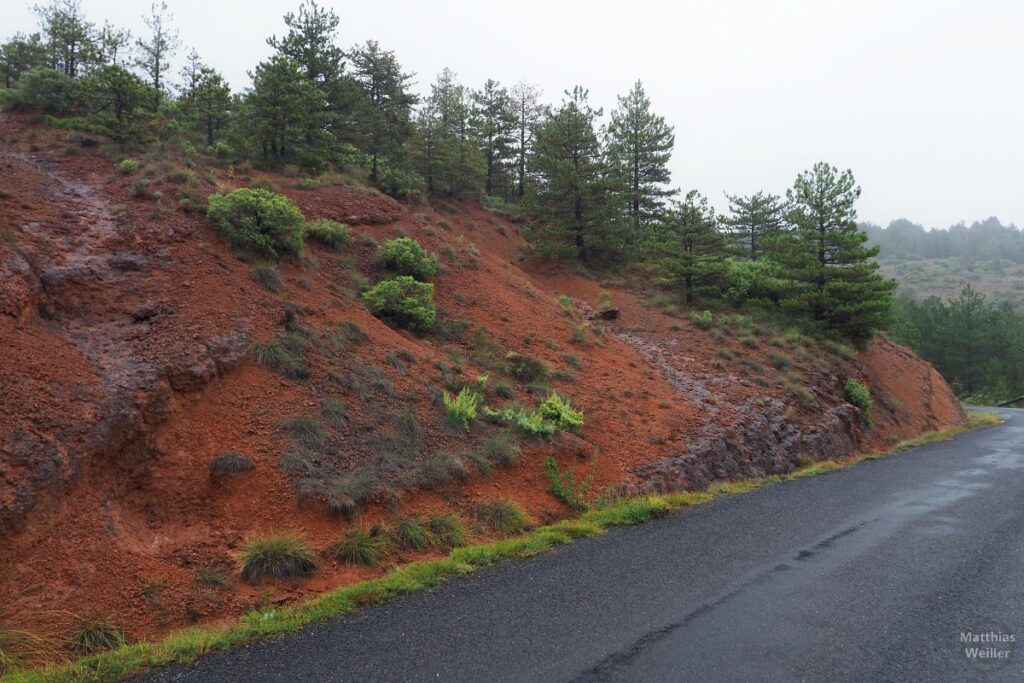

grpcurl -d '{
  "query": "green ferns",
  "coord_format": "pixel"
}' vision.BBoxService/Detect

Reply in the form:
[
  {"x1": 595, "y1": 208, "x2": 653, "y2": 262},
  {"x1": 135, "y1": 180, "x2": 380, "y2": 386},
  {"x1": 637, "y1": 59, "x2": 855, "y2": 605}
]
[
  {"x1": 844, "y1": 378, "x2": 873, "y2": 427},
  {"x1": 537, "y1": 392, "x2": 584, "y2": 432},
  {"x1": 444, "y1": 385, "x2": 482, "y2": 431},
  {"x1": 483, "y1": 392, "x2": 584, "y2": 437}
]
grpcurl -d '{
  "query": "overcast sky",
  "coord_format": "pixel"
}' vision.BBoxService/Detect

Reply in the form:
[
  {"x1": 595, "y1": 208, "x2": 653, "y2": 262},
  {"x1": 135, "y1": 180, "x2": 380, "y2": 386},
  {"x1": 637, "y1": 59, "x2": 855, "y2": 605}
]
[{"x1": 7, "y1": 0, "x2": 1023, "y2": 229}]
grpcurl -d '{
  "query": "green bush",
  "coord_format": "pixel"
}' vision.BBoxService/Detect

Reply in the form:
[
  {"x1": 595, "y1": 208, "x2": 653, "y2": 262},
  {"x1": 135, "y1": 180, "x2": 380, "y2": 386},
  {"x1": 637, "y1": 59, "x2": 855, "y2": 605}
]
[
  {"x1": 10, "y1": 67, "x2": 80, "y2": 114},
  {"x1": 375, "y1": 164, "x2": 426, "y2": 201},
  {"x1": 443, "y1": 386, "x2": 481, "y2": 431},
  {"x1": 240, "y1": 533, "x2": 318, "y2": 581},
  {"x1": 481, "y1": 405, "x2": 557, "y2": 437},
  {"x1": 206, "y1": 188, "x2": 305, "y2": 260},
  {"x1": 305, "y1": 219, "x2": 352, "y2": 250},
  {"x1": 844, "y1": 378, "x2": 873, "y2": 427},
  {"x1": 690, "y1": 310, "x2": 713, "y2": 330},
  {"x1": 505, "y1": 352, "x2": 549, "y2": 383},
  {"x1": 362, "y1": 276, "x2": 436, "y2": 332},
  {"x1": 117, "y1": 159, "x2": 141, "y2": 174},
  {"x1": 377, "y1": 237, "x2": 438, "y2": 280},
  {"x1": 330, "y1": 527, "x2": 389, "y2": 566},
  {"x1": 537, "y1": 392, "x2": 585, "y2": 432}
]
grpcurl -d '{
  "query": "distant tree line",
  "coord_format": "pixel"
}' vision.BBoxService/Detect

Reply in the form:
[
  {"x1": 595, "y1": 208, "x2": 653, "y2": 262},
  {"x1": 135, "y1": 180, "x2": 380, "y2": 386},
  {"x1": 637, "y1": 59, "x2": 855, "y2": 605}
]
[
  {"x1": 0, "y1": 0, "x2": 895, "y2": 341},
  {"x1": 890, "y1": 286, "x2": 1024, "y2": 403},
  {"x1": 862, "y1": 217, "x2": 1024, "y2": 263}
]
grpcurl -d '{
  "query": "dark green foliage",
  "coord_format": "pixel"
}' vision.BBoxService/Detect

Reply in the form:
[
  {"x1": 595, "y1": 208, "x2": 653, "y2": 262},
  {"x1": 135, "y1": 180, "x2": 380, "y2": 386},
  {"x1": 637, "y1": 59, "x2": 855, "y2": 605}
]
[
  {"x1": 426, "y1": 513, "x2": 468, "y2": 548},
  {"x1": 657, "y1": 190, "x2": 728, "y2": 305},
  {"x1": 9, "y1": 67, "x2": 79, "y2": 113},
  {"x1": 377, "y1": 237, "x2": 438, "y2": 280},
  {"x1": 362, "y1": 276, "x2": 436, "y2": 331},
  {"x1": 476, "y1": 500, "x2": 530, "y2": 535},
  {"x1": 240, "y1": 533, "x2": 318, "y2": 581},
  {"x1": 890, "y1": 285, "x2": 1024, "y2": 402},
  {"x1": 251, "y1": 263, "x2": 283, "y2": 293},
  {"x1": 543, "y1": 457, "x2": 593, "y2": 511},
  {"x1": 504, "y1": 352, "x2": 548, "y2": 383},
  {"x1": 769, "y1": 163, "x2": 896, "y2": 340},
  {"x1": 394, "y1": 518, "x2": 431, "y2": 551},
  {"x1": 306, "y1": 219, "x2": 352, "y2": 250},
  {"x1": 843, "y1": 379, "x2": 873, "y2": 427},
  {"x1": 331, "y1": 527, "x2": 389, "y2": 566},
  {"x1": 207, "y1": 188, "x2": 305, "y2": 260},
  {"x1": 209, "y1": 450, "x2": 254, "y2": 474},
  {"x1": 72, "y1": 618, "x2": 125, "y2": 656},
  {"x1": 605, "y1": 80, "x2": 674, "y2": 250},
  {"x1": 723, "y1": 191, "x2": 788, "y2": 260}
]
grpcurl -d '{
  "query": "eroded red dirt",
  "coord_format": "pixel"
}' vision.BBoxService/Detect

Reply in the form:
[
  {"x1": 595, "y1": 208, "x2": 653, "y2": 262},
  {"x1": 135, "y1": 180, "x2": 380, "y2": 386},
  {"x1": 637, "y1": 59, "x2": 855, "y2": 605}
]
[{"x1": 0, "y1": 113, "x2": 964, "y2": 657}]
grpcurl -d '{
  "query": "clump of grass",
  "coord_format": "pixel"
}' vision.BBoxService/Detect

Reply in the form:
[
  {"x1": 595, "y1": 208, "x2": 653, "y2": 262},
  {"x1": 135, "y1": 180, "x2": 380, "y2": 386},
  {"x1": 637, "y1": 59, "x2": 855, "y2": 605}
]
[
  {"x1": 305, "y1": 219, "x2": 352, "y2": 250},
  {"x1": 209, "y1": 450, "x2": 254, "y2": 474},
  {"x1": 333, "y1": 321, "x2": 367, "y2": 348},
  {"x1": 480, "y1": 431, "x2": 520, "y2": 467},
  {"x1": 395, "y1": 518, "x2": 432, "y2": 552},
  {"x1": 285, "y1": 416, "x2": 327, "y2": 449},
  {"x1": 196, "y1": 568, "x2": 230, "y2": 588},
  {"x1": 477, "y1": 500, "x2": 530, "y2": 535},
  {"x1": 770, "y1": 353, "x2": 791, "y2": 370},
  {"x1": 250, "y1": 338, "x2": 309, "y2": 380},
  {"x1": 493, "y1": 380, "x2": 514, "y2": 399},
  {"x1": 0, "y1": 627, "x2": 53, "y2": 674},
  {"x1": 240, "y1": 533, "x2": 318, "y2": 582},
  {"x1": 325, "y1": 467, "x2": 380, "y2": 519},
  {"x1": 331, "y1": 527, "x2": 389, "y2": 566},
  {"x1": 563, "y1": 354, "x2": 582, "y2": 371},
  {"x1": 505, "y1": 352, "x2": 549, "y2": 384},
  {"x1": 72, "y1": 618, "x2": 125, "y2": 656},
  {"x1": 320, "y1": 398, "x2": 349, "y2": 429},
  {"x1": 427, "y1": 514, "x2": 468, "y2": 549},
  {"x1": 251, "y1": 263, "x2": 283, "y2": 293},
  {"x1": 416, "y1": 453, "x2": 469, "y2": 489}
]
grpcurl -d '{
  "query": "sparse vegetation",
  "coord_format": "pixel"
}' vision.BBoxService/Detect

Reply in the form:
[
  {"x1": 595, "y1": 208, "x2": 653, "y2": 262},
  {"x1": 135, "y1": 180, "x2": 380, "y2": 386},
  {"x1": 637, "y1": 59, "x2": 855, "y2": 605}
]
[
  {"x1": 285, "y1": 416, "x2": 327, "y2": 449},
  {"x1": 250, "y1": 263, "x2": 283, "y2": 293},
  {"x1": 72, "y1": 618, "x2": 125, "y2": 656},
  {"x1": 250, "y1": 338, "x2": 309, "y2": 379},
  {"x1": 443, "y1": 385, "x2": 482, "y2": 431},
  {"x1": 395, "y1": 518, "x2": 432, "y2": 552},
  {"x1": 543, "y1": 457, "x2": 593, "y2": 511},
  {"x1": 117, "y1": 158, "x2": 140, "y2": 174},
  {"x1": 427, "y1": 514, "x2": 468, "y2": 549},
  {"x1": 504, "y1": 352, "x2": 548, "y2": 384},
  {"x1": 320, "y1": 398, "x2": 349, "y2": 429},
  {"x1": 477, "y1": 500, "x2": 531, "y2": 535},
  {"x1": 240, "y1": 533, "x2": 318, "y2": 582},
  {"x1": 209, "y1": 450, "x2": 254, "y2": 474},
  {"x1": 844, "y1": 378, "x2": 873, "y2": 427},
  {"x1": 331, "y1": 527, "x2": 389, "y2": 566},
  {"x1": 690, "y1": 310, "x2": 713, "y2": 330},
  {"x1": 305, "y1": 219, "x2": 352, "y2": 250}
]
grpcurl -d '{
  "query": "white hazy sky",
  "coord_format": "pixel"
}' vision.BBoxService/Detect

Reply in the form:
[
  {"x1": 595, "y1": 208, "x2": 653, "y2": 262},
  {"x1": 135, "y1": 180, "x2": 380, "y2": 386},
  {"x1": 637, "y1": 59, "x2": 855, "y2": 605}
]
[{"x1": 6, "y1": 0, "x2": 1023, "y2": 228}]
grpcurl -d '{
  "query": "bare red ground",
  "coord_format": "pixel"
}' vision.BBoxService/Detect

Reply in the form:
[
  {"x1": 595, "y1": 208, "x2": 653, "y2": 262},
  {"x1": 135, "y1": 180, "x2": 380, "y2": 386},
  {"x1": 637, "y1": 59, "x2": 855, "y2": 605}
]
[{"x1": 0, "y1": 114, "x2": 963, "y2": 658}]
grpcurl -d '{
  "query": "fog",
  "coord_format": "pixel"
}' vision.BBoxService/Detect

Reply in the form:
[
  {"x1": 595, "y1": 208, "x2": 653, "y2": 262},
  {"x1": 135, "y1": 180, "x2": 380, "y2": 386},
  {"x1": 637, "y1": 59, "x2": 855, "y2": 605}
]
[{"x1": 6, "y1": 0, "x2": 1022, "y2": 228}]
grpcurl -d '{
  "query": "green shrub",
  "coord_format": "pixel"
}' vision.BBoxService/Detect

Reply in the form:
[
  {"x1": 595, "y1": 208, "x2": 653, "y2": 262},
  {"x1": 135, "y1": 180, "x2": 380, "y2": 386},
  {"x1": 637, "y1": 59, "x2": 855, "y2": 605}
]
[
  {"x1": 477, "y1": 500, "x2": 530, "y2": 535},
  {"x1": 209, "y1": 450, "x2": 254, "y2": 474},
  {"x1": 331, "y1": 527, "x2": 389, "y2": 566},
  {"x1": 377, "y1": 237, "x2": 438, "y2": 280},
  {"x1": 206, "y1": 188, "x2": 305, "y2": 260},
  {"x1": 505, "y1": 352, "x2": 549, "y2": 383},
  {"x1": 306, "y1": 219, "x2": 352, "y2": 250},
  {"x1": 427, "y1": 514, "x2": 468, "y2": 548},
  {"x1": 690, "y1": 310, "x2": 713, "y2": 330},
  {"x1": 117, "y1": 159, "x2": 141, "y2": 174},
  {"x1": 443, "y1": 386, "x2": 481, "y2": 431},
  {"x1": 11, "y1": 67, "x2": 81, "y2": 114},
  {"x1": 362, "y1": 276, "x2": 436, "y2": 332},
  {"x1": 240, "y1": 533, "x2": 318, "y2": 581},
  {"x1": 72, "y1": 618, "x2": 125, "y2": 656},
  {"x1": 395, "y1": 518, "x2": 432, "y2": 551},
  {"x1": 543, "y1": 457, "x2": 593, "y2": 511},
  {"x1": 537, "y1": 392, "x2": 584, "y2": 432},
  {"x1": 844, "y1": 378, "x2": 873, "y2": 427},
  {"x1": 770, "y1": 353, "x2": 791, "y2": 370}
]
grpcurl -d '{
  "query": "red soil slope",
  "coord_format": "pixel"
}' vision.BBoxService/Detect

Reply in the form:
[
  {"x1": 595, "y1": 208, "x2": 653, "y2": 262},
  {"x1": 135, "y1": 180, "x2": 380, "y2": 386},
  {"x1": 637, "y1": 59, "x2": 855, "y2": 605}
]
[{"x1": 0, "y1": 114, "x2": 963, "y2": 655}]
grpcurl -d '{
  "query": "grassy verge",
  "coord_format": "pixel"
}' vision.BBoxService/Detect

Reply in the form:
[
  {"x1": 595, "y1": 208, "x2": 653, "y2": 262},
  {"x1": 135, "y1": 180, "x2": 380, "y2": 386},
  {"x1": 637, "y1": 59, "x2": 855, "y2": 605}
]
[{"x1": 4, "y1": 411, "x2": 1001, "y2": 683}]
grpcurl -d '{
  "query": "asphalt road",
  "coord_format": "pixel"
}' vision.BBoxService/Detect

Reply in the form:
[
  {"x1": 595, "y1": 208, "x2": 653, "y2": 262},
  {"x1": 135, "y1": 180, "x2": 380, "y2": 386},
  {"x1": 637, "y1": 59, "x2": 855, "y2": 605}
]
[{"x1": 146, "y1": 409, "x2": 1024, "y2": 683}]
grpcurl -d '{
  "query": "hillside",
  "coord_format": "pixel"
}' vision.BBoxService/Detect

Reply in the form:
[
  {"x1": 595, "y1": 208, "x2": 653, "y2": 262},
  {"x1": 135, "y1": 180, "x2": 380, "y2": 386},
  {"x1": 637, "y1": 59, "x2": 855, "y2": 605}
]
[{"x1": 0, "y1": 113, "x2": 964, "y2": 659}]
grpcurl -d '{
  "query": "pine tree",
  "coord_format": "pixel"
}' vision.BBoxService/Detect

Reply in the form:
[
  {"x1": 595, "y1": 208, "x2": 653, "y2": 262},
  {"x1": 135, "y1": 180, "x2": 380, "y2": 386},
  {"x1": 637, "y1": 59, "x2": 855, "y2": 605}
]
[
  {"x1": 244, "y1": 55, "x2": 327, "y2": 167},
  {"x1": 134, "y1": 1, "x2": 179, "y2": 108},
  {"x1": 530, "y1": 87, "x2": 616, "y2": 262},
  {"x1": 95, "y1": 21, "x2": 131, "y2": 67},
  {"x1": 471, "y1": 79, "x2": 516, "y2": 197},
  {"x1": 510, "y1": 81, "x2": 542, "y2": 199},
  {"x1": 770, "y1": 162, "x2": 896, "y2": 340},
  {"x1": 658, "y1": 190, "x2": 728, "y2": 305},
  {"x1": 267, "y1": 1, "x2": 344, "y2": 87},
  {"x1": 423, "y1": 68, "x2": 483, "y2": 197},
  {"x1": 349, "y1": 40, "x2": 417, "y2": 180},
  {"x1": 723, "y1": 191, "x2": 788, "y2": 260},
  {"x1": 0, "y1": 33, "x2": 48, "y2": 88},
  {"x1": 606, "y1": 80, "x2": 675, "y2": 248},
  {"x1": 179, "y1": 56, "x2": 231, "y2": 145},
  {"x1": 34, "y1": 0, "x2": 94, "y2": 77}
]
